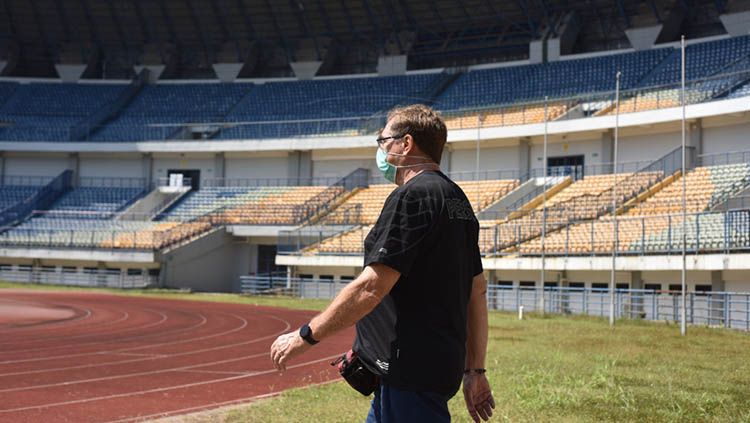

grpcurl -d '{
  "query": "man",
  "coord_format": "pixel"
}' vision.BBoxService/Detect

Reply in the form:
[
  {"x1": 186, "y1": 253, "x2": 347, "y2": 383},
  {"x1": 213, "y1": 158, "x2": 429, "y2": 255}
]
[{"x1": 271, "y1": 104, "x2": 494, "y2": 422}]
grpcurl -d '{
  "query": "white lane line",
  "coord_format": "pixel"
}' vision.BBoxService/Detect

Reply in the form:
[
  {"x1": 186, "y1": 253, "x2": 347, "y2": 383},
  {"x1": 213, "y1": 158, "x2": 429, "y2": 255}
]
[
  {"x1": 104, "y1": 352, "x2": 169, "y2": 358},
  {"x1": 0, "y1": 310, "x2": 204, "y2": 365},
  {"x1": 1, "y1": 303, "x2": 194, "y2": 354},
  {"x1": 0, "y1": 315, "x2": 290, "y2": 392},
  {"x1": 0, "y1": 297, "x2": 94, "y2": 332},
  {"x1": 107, "y1": 379, "x2": 344, "y2": 423},
  {"x1": 0, "y1": 353, "x2": 341, "y2": 414},
  {"x1": 0, "y1": 309, "x2": 130, "y2": 349},
  {"x1": 172, "y1": 369, "x2": 253, "y2": 376},
  {"x1": 0, "y1": 311, "x2": 278, "y2": 377}
]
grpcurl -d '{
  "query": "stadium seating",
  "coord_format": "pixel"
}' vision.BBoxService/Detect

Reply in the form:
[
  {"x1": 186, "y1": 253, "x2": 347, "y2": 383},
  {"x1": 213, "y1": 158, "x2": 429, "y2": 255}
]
[
  {"x1": 162, "y1": 186, "x2": 284, "y2": 222},
  {"x1": 303, "y1": 225, "x2": 370, "y2": 255},
  {"x1": 92, "y1": 83, "x2": 252, "y2": 141},
  {"x1": 479, "y1": 171, "x2": 662, "y2": 253},
  {"x1": 0, "y1": 185, "x2": 40, "y2": 211},
  {"x1": 437, "y1": 48, "x2": 671, "y2": 111},
  {"x1": 729, "y1": 81, "x2": 750, "y2": 98},
  {"x1": 517, "y1": 163, "x2": 750, "y2": 255},
  {"x1": 319, "y1": 184, "x2": 396, "y2": 225},
  {"x1": 216, "y1": 185, "x2": 344, "y2": 225},
  {"x1": 39, "y1": 187, "x2": 145, "y2": 218},
  {"x1": 0, "y1": 83, "x2": 126, "y2": 141},
  {"x1": 0, "y1": 36, "x2": 747, "y2": 143},
  {"x1": 217, "y1": 74, "x2": 440, "y2": 139},
  {"x1": 162, "y1": 184, "x2": 345, "y2": 226},
  {"x1": 444, "y1": 103, "x2": 569, "y2": 129},
  {"x1": 319, "y1": 179, "x2": 517, "y2": 226},
  {"x1": 638, "y1": 36, "x2": 750, "y2": 88}
]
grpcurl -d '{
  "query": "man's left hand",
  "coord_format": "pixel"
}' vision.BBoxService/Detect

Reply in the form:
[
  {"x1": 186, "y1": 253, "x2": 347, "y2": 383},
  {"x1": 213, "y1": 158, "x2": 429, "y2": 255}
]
[{"x1": 270, "y1": 331, "x2": 311, "y2": 371}]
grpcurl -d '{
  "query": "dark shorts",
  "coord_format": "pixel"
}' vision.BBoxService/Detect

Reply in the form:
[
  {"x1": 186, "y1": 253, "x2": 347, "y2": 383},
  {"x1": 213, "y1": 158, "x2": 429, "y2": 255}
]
[{"x1": 365, "y1": 383, "x2": 451, "y2": 423}]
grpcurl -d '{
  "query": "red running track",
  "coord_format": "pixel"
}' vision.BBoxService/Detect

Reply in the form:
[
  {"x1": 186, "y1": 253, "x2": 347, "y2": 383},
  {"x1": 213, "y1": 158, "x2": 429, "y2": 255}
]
[{"x1": 0, "y1": 290, "x2": 353, "y2": 422}]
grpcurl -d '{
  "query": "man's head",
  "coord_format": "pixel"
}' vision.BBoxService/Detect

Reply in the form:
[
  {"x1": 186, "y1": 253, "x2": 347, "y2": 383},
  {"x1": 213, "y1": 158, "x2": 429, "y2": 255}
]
[{"x1": 380, "y1": 104, "x2": 447, "y2": 165}]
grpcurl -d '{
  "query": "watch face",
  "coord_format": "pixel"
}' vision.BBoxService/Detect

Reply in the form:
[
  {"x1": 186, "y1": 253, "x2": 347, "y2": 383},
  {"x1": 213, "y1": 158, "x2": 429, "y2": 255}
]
[
  {"x1": 300, "y1": 325, "x2": 311, "y2": 337},
  {"x1": 300, "y1": 324, "x2": 317, "y2": 344}
]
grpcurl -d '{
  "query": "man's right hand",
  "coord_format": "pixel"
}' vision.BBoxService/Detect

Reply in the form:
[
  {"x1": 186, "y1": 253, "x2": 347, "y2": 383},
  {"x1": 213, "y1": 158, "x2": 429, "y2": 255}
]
[{"x1": 462, "y1": 373, "x2": 495, "y2": 422}]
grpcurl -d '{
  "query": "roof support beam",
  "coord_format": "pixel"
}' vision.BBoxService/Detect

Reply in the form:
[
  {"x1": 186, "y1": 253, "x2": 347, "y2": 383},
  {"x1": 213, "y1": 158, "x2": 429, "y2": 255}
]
[
  {"x1": 79, "y1": 0, "x2": 101, "y2": 44},
  {"x1": 53, "y1": 0, "x2": 71, "y2": 42},
  {"x1": 210, "y1": 0, "x2": 230, "y2": 42},
  {"x1": 130, "y1": 0, "x2": 152, "y2": 42},
  {"x1": 263, "y1": 0, "x2": 293, "y2": 61},
  {"x1": 184, "y1": 0, "x2": 211, "y2": 54},
  {"x1": 157, "y1": 0, "x2": 177, "y2": 43},
  {"x1": 234, "y1": 0, "x2": 257, "y2": 40},
  {"x1": 107, "y1": 0, "x2": 128, "y2": 50}
]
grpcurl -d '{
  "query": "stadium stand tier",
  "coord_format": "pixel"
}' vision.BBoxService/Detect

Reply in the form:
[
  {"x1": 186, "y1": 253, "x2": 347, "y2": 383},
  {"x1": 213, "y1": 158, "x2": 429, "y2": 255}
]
[
  {"x1": 0, "y1": 36, "x2": 746, "y2": 142},
  {"x1": 517, "y1": 163, "x2": 750, "y2": 255}
]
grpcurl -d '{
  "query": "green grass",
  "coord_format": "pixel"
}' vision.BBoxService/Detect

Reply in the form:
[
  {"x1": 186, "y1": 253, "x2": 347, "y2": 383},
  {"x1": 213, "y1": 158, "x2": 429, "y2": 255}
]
[{"x1": 3, "y1": 281, "x2": 750, "y2": 422}]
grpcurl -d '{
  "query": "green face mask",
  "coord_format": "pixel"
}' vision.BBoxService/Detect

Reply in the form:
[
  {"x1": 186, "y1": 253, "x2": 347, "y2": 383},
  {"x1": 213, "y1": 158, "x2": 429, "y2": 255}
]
[
  {"x1": 376, "y1": 146, "x2": 433, "y2": 184},
  {"x1": 376, "y1": 147, "x2": 397, "y2": 183}
]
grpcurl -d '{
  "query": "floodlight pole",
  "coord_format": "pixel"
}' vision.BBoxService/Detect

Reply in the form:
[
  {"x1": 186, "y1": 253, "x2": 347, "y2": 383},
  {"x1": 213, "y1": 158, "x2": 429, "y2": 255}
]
[
  {"x1": 680, "y1": 36, "x2": 688, "y2": 336},
  {"x1": 610, "y1": 71, "x2": 621, "y2": 327},
  {"x1": 539, "y1": 96, "x2": 549, "y2": 315}
]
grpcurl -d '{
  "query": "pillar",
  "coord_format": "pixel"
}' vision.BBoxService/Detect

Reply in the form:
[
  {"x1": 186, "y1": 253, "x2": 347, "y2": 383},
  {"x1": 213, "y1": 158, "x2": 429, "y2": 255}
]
[
  {"x1": 630, "y1": 271, "x2": 645, "y2": 319},
  {"x1": 710, "y1": 270, "x2": 725, "y2": 326},
  {"x1": 518, "y1": 138, "x2": 531, "y2": 181}
]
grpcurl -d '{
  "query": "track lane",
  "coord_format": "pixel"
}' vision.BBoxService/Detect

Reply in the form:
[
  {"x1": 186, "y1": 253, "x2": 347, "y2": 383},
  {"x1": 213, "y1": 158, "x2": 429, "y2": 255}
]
[{"x1": 0, "y1": 291, "x2": 353, "y2": 423}]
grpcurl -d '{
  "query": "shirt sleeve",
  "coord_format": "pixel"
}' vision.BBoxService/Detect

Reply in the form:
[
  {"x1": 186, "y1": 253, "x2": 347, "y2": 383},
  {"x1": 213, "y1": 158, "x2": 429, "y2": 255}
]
[
  {"x1": 364, "y1": 189, "x2": 434, "y2": 277},
  {"x1": 472, "y1": 227, "x2": 484, "y2": 277}
]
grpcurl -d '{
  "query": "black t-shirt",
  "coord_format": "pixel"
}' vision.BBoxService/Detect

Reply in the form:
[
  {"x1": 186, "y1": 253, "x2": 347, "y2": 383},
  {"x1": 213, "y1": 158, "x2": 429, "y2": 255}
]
[{"x1": 353, "y1": 170, "x2": 483, "y2": 397}]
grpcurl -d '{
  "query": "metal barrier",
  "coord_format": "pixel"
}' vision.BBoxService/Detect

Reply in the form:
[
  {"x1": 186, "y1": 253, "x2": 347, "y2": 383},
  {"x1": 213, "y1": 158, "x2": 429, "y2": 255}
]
[
  {"x1": 486, "y1": 287, "x2": 750, "y2": 331},
  {"x1": 0, "y1": 267, "x2": 157, "y2": 289},
  {"x1": 239, "y1": 276, "x2": 750, "y2": 332}
]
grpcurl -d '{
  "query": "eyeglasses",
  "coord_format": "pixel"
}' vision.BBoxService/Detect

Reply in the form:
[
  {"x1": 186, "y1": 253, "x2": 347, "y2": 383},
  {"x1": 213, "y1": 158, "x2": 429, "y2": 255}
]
[{"x1": 376, "y1": 133, "x2": 406, "y2": 146}]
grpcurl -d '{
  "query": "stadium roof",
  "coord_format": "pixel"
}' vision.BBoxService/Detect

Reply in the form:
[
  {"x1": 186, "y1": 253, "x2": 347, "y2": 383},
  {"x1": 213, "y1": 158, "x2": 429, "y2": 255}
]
[{"x1": 0, "y1": 0, "x2": 734, "y2": 78}]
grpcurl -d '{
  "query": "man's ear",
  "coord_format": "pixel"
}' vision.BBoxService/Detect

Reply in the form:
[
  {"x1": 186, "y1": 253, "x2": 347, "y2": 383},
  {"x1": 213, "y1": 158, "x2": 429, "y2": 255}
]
[{"x1": 402, "y1": 134, "x2": 414, "y2": 154}]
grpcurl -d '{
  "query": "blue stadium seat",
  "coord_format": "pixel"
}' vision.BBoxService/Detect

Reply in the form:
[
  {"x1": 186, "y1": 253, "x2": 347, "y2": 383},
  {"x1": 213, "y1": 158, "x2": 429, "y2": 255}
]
[
  {"x1": 217, "y1": 74, "x2": 439, "y2": 139},
  {"x1": 638, "y1": 35, "x2": 750, "y2": 88},
  {"x1": 0, "y1": 83, "x2": 125, "y2": 141},
  {"x1": 92, "y1": 83, "x2": 252, "y2": 141},
  {"x1": 436, "y1": 48, "x2": 672, "y2": 110}
]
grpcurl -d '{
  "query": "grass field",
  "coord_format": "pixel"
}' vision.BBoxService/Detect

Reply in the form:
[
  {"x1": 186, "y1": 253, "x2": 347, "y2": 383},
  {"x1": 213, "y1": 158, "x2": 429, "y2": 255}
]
[{"x1": 3, "y1": 282, "x2": 749, "y2": 422}]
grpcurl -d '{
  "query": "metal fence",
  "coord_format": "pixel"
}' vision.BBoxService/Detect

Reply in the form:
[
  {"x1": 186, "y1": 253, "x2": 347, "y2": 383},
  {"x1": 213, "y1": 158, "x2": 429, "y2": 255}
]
[
  {"x1": 239, "y1": 275, "x2": 750, "y2": 331},
  {"x1": 486, "y1": 287, "x2": 750, "y2": 331},
  {"x1": 0, "y1": 267, "x2": 157, "y2": 289}
]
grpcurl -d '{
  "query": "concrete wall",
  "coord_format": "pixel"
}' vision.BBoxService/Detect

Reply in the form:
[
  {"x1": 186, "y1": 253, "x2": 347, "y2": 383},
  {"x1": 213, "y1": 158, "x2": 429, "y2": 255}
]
[
  {"x1": 3, "y1": 154, "x2": 69, "y2": 177},
  {"x1": 449, "y1": 146, "x2": 518, "y2": 175},
  {"x1": 79, "y1": 156, "x2": 143, "y2": 179},
  {"x1": 225, "y1": 154, "x2": 289, "y2": 180},
  {"x1": 311, "y1": 148, "x2": 379, "y2": 180},
  {"x1": 618, "y1": 131, "x2": 681, "y2": 163},
  {"x1": 162, "y1": 228, "x2": 236, "y2": 292},
  {"x1": 702, "y1": 122, "x2": 750, "y2": 155}
]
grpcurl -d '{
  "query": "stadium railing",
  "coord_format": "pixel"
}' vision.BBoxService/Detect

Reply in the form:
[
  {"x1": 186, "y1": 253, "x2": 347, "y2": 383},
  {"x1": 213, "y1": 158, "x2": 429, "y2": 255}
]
[
  {"x1": 0, "y1": 265, "x2": 156, "y2": 289},
  {"x1": 237, "y1": 276, "x2": 750, "y2": 332},
  {"x1": 0, "y1": 170, "x2": 72, "y2": 228}
]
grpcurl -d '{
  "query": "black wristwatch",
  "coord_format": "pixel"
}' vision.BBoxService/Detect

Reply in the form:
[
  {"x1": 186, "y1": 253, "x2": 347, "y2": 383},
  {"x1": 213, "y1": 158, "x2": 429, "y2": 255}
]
[{"x1": 299, "y1": 324, "x2": 319, "y2": 345}]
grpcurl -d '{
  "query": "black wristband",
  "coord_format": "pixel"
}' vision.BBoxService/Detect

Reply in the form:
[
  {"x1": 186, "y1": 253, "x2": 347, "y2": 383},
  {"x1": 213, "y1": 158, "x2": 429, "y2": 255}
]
[
  {"x1": 299, "y1": 324, "x2": 319, "y2": 345},
  {"x1": 463, "y1": 368, "x2": 487, "y2": 375}
]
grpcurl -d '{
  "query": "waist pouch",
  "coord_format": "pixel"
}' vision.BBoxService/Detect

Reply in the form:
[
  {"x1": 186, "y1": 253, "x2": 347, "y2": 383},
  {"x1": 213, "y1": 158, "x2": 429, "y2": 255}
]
[{"x1": 331, "y1": 349, "x2": 379, "y2": 396}]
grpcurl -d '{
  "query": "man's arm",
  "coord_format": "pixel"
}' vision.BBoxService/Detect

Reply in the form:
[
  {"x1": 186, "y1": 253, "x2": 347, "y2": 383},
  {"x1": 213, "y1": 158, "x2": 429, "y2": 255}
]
[
  {"x1": 462, "y1": 272, "x2": 495, "y2": 423},
  {"x1": 270, "y1": 263, "x2": 400, "y2": 371}
]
